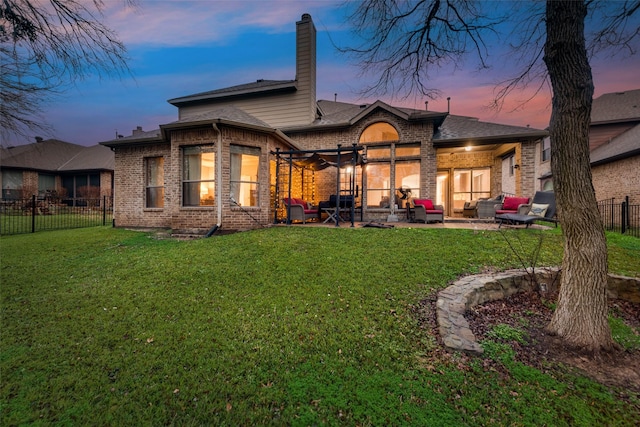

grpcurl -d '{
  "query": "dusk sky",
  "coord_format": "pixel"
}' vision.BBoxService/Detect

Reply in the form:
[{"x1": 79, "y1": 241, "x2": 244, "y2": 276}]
[{"x1": 7, "y1": 0, "x2": 640, "y2": 147}]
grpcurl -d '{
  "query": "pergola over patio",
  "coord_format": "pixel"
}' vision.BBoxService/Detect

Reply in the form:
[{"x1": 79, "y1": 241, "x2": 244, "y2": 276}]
[{"x1": 272, "y1": 144, "x2": 365, "y2": 227}]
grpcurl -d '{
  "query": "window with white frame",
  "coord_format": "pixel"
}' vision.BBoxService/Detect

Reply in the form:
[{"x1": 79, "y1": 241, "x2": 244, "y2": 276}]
[
  {"x1": 182, "y1": 145, "x2": 215, "y2": 206},
  {"x1": 230, "y1": 145, "x2": 260, "y2": 207}
]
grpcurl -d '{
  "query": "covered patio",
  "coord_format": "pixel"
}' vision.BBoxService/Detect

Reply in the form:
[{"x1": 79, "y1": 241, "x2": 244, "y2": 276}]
[{"x1": 272, "y1": 144, "x2": 365, "y2": 227}]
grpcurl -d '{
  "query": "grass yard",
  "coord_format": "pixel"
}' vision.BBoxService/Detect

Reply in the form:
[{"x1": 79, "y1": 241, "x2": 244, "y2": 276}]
[{"x1": 1, "y1": 226, "x2": 639, "y2": 425}]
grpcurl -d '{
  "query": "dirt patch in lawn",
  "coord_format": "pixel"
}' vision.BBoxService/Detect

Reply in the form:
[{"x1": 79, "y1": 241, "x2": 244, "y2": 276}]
[{"x1": 413, "y1": 290, "x2": 640, "y2": 396}]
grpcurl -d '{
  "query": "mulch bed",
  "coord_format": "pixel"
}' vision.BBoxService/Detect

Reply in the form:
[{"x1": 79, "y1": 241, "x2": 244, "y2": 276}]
[{"x1": 412, "y1": 289, "x2": 640, "y2": 400}]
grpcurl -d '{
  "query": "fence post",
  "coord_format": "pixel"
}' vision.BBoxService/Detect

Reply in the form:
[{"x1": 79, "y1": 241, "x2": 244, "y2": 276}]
[
  {"x1": 610, "y1": 198, "x2": 615, "y2": 230},
  {"x1": 625, "y1": 195, "x2": 630, "y2": 230},
  {"x1": 103, "y1": 195, "x2": 106, "y2": 226},
  {"x1": 31, "y1": 194, "x2": 36, "y2": 233},
  {"x1": 621, "y1": 197, "x2": 628, "y2": 234}
]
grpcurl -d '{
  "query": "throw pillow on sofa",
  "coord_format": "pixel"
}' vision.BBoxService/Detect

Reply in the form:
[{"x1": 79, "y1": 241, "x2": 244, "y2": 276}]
[
  {"x1": 414, "y1": 199, "x2": 435, "y2": 210},
  {"x1": 527, "y1": 203, "x2": 549, "y2": 217},
  {"x1": 502, "y1": 197, "x2": 529, "y2": 211}
]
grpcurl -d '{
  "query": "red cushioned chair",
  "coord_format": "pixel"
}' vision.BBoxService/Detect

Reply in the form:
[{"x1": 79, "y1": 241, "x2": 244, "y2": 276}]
[
  {"x1": 413, "y1": 199, "x2": 444, "y2": 223},
  {"x1": 283, "y1": 198, "x2": 318, "y2": 223},
  {"x1": 494, "y1": 196, "x2": 530, "y2": 218}
]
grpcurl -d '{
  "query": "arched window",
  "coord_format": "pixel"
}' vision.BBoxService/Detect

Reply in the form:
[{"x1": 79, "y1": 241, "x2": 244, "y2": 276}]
[
  {"x1": 359, "y1": 122, "x2": 399, "y2": 143},
  {"x1": 359, "y1": 122, "x2": 420, "y2": 209}
]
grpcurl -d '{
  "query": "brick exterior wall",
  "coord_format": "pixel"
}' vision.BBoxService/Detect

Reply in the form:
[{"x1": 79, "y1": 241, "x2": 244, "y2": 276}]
[
  {"x1": 592, "y1": 155, "x2": 640, "y2": 205},
  {"x1": 113, "y1": 143, "x2": 172, "y2": 228},
  {"x1": 112, "y1": 125, "x2": 293, "y2": 233},
  {"x1": 110, "y1": 110, "x2": 544, "y2": 231},
  {"x1": 22, "y1": 171, "x2": 38, "y2": 196}
]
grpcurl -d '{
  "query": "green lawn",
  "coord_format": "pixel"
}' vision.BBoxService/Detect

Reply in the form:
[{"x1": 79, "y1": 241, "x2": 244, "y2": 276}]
[{"x1": 1, "y1": 226, "x2": 639, "y2": 425}]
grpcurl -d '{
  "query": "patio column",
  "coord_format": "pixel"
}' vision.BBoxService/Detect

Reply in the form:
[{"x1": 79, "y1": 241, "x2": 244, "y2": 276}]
[{"x1": 520, "y1": 140, "x2": 537, "y2": 197}]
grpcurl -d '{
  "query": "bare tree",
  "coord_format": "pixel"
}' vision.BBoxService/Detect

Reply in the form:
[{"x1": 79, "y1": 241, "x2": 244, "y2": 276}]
[
  {"x1": 0, "y1": 0, "x2": 132, "y2": 142},
  {"x1": 343, "y1": 0, "x2": 640, "y2": 352},
  {"x1": 543, "y1": 1, "x2": 613, "y2": 351}
]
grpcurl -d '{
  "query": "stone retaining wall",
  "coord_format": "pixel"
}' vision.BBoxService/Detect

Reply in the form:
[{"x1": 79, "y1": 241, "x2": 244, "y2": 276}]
[{"x1": 436, "y1": 268, "x2": 640, "y2": 353}]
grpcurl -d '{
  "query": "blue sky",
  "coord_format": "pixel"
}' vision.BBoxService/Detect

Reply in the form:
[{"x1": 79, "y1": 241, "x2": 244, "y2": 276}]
[{"x1": 9, "y1": 0, "x2": 640, "y2": 146}]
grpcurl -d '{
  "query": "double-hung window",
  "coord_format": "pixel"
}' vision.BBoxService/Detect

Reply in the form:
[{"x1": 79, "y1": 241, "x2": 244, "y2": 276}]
[
  {"x1": 145, "y1": 157, "x2": 164, "y2": 208},
  {"x1": 541, "y1": 137, "x2": 551, "y2": 162},
  {"x1": 230, "y1": 145, "x2": 260, "y2": 207},
  {"x1": 182, "y1": 145, "x2": 215, "y2": 206}
]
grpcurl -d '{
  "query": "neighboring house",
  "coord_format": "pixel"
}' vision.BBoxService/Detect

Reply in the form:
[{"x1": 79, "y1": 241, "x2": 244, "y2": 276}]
[
  {"x1": 589, "y1": 89, "x2": 640, "y2": 205},
  {"x1": 0, "y1": 138, "x2": 114, "y2": 203},
  {"x1": 101, "y1": 13, "x2": 548, "y2": 233},
  {"x1": 534, "y1": 89, "x2": 640, "y2": 205}
]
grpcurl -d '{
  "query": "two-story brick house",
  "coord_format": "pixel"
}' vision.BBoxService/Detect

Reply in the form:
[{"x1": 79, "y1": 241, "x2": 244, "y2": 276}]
[{"x1": 101, "y1": 13, "x2": 548, "y2": 233}]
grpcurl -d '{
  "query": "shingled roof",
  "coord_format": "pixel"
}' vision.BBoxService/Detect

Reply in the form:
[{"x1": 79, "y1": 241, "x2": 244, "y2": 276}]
[
  {"x1": 433, "y1": 115, "x2": 547, "y2": 145},
  {"x1": 163, "y1": 106, "x2": 272, "y2": 129},
  {"x1": 591, "y1": 89, "x2": 640, "y2": 124},
  {"x1": 59, "y1": 144, "x2": 115, "y2": 171},
  {"x1": 1, "y1": 139, "x2": 113, "y2": 172},
  {"x1": 590, "y1": 123, "x2": 640, "y2": 165},
  {"x1": 168, "y1": 79, "x2": 297, "y2": 106},
  {"x1": 101, "y1": 106, "x2": 298, "y2": 149},
  {"x1": 282, "y1": 100, "x2": 447, "y2": 131}
]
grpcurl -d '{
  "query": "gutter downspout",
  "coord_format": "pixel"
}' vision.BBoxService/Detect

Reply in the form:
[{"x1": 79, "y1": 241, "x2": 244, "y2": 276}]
[{"x1": 213, "y1": 122, "x2": 223, "y2": 227}]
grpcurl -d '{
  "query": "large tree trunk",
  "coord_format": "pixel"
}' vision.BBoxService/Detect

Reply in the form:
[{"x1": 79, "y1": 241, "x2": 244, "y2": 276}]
[{"x1": 543, "y1": 0, "x2": 614, "y2": 351}]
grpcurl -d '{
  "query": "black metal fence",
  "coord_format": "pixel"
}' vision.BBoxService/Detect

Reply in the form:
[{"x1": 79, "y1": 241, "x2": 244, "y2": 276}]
[
  {"x1": 597, "y1": 196, "x2": 639, "y2": 238},
  {"x1": 0, "y1": 195, "x2": 113, "y2": 235}
]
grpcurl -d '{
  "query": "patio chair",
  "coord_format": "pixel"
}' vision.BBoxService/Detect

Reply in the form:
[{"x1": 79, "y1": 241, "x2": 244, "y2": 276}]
[
  {"x1": 476, "y1": 195, "x2": 504, "y2": 218},
  {"x1": 413, "y1": 199, "x2": 444, "y2": 223},
  {"x1": 496, "y1": 191, "x2": 557, "y2": 228},
  {"x1": 462, "y1": 200, "x2": 478, "y2": 218},
  {"x1": 283, "y1": 198, "x2": 318, "y2": 224}
]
